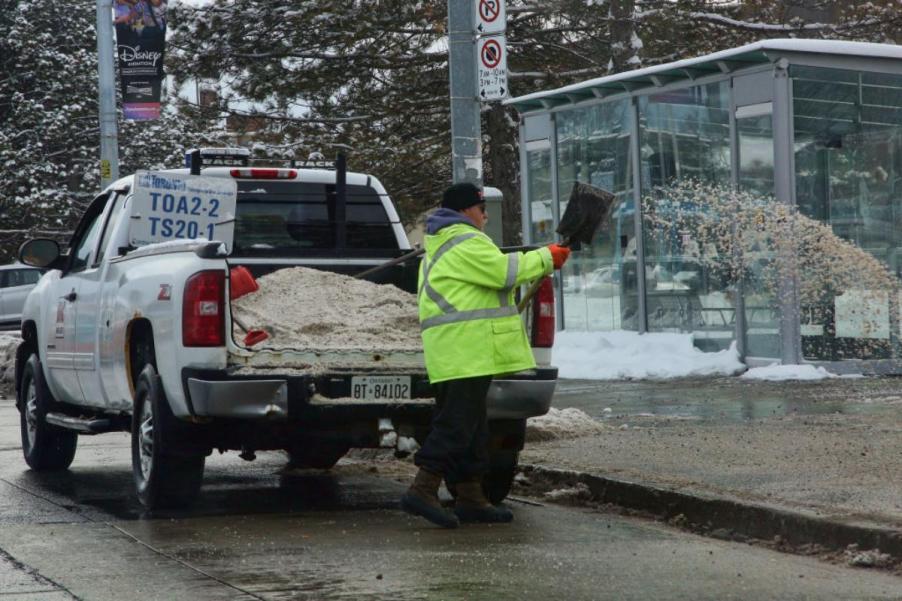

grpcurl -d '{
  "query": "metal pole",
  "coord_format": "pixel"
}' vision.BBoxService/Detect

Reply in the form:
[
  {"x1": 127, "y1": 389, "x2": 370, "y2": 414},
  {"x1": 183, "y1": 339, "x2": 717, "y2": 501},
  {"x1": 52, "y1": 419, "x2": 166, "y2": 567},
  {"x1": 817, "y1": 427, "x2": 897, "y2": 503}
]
[
  {"x1": 448, "y1": 1, "x2": 482, "y2": 186},
  {"x1": 97, "y1": 0, "x2": 120, "y2": 188},
  {"x1": 335, "y1": 153, "x2": 347, "y2": 249},
  {"x1": 773, "y1": 59, "x2": 802, "y2": 365},
  {"x1": 188, "y1": 149, "x2": 201, "y2": 175},
  {"x1": 630, "y1": 97, "x2": 648, "y2": 333}
]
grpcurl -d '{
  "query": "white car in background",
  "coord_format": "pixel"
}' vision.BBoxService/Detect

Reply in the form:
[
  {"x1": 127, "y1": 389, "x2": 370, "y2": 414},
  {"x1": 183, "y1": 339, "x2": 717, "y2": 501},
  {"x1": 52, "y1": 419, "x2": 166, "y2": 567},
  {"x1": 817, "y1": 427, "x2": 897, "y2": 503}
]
[{"x1": 0, "y1": 263, "x2": 43, "y2": 330}]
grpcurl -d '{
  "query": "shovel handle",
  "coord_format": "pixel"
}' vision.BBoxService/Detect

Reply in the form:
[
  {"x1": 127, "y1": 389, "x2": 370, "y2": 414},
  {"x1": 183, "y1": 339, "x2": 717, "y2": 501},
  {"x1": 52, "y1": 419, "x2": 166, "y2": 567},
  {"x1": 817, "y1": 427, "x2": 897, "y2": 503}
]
[
  {"x1": 517, "y1": 278, "x2": 545, "y2": 313},
  {"x1": 516, "y1": 239, "x2": 572, "y2": 313},
  {"x1": 355, "y1": 247, "x2": 425, "y2": 279}
]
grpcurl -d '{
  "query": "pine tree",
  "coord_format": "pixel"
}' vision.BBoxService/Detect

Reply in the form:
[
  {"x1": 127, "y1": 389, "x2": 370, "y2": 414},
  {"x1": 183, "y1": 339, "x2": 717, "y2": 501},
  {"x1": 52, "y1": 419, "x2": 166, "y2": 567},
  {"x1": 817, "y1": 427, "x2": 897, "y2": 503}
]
[{"x1": 0, "y1": 0, "x2": 227, "y2": 262}]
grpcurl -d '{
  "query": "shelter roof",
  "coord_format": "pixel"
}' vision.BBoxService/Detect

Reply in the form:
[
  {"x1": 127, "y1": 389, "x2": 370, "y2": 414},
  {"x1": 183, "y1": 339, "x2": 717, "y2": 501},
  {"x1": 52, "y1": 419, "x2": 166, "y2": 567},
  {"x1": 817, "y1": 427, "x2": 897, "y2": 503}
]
[{"x1": 506, "y1": 39, "x2": 902, "y2": 112}]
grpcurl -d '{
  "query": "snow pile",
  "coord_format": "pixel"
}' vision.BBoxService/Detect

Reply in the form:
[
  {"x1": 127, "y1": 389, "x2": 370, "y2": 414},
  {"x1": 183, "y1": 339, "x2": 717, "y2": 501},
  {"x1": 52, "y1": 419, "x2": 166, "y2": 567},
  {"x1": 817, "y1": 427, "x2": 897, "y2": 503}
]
[
  {"x1": 526, "y1": 407, "x2": 609, "y2": 442},
  {"x1": 232, "y1": 267, "x2": 422, "y2": 351},
  {"x1": 844, "y1": 545, "x2": 893, "y2": 568},
  {"x1": 552, "y1": 330, "x2": 744, "y2": 380},
  {"x1": 543, "y1": 483, "x2": 592, "y2": 503},
  {"x1": 741, "y1": 364, "x2": 836, "y2": 381},
  {"x1": 0, "y1": 334, "x2": 21, "y2": 383}
]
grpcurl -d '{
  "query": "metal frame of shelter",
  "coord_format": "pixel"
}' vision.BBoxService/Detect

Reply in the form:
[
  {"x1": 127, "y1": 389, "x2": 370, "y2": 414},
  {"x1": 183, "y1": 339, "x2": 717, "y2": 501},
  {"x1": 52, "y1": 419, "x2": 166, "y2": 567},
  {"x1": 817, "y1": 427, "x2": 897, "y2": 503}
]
[{"x1": 507, "y1": 40, "x2": 902, "y2": 372}]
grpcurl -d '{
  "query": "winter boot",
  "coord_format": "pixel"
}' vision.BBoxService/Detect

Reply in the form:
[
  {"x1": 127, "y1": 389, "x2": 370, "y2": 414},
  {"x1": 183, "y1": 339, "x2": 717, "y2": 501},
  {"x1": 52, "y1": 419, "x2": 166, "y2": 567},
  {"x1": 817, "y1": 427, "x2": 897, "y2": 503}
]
[
  {"x1": 400, "y1": 468, "x2": 459, "y2": 528},
  {"x1": 453, "y1": 480, "x2": 514, "y2": 523}
]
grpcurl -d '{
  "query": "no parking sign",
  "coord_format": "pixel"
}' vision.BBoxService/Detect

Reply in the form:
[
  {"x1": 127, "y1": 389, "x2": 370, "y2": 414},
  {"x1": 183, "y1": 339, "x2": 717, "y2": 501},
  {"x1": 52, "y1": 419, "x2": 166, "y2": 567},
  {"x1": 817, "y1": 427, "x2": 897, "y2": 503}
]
[
  {"x1": 476, "y1": 35, "x2": 508, "y2": 101},
  {"x1": 474, "y1": 0, "x2": 505, "y2": 34}
]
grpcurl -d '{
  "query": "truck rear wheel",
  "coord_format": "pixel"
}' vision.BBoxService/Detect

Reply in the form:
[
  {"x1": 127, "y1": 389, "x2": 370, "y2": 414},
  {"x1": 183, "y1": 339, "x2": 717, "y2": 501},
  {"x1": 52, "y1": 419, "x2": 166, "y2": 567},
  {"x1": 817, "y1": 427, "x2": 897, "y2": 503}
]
[
  {"x1": 445, "y1": 450, "x2": 519, "y2": 504},
  {"x1": 131, "y1": 365, "x2": 205, "y2": 509},
  {"x1": 482, "y1": 449, "x2": 518, "y2": 505},
  {"x1": 19, "y1": 354, "x2": 77, "y2": 470}
]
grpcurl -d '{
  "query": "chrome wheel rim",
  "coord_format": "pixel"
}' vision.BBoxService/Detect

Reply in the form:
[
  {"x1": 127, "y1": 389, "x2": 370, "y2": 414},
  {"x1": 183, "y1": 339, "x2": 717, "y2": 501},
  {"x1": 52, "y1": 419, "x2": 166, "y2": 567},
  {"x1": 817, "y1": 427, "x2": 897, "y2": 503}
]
[
  {"x1": 138, "y1": 397, "x2": 154, "y2": 480},
  {"x1": 24, "y1": 379, "x2": 37, "y2": 449}
]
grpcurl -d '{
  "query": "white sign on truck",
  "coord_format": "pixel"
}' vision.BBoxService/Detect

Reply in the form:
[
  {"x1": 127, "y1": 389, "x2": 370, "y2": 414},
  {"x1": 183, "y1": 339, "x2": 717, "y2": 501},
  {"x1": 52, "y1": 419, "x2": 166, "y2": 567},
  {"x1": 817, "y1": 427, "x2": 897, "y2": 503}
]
[{"x1": 129, "y1": 171, "x2": 237, "y2": 252}]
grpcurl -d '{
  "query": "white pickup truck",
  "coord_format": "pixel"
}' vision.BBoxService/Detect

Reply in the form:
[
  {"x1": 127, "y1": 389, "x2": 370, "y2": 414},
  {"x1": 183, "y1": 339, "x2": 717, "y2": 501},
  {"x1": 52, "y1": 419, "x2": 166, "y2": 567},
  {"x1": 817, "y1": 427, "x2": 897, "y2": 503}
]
[{"x1": 14, "y1": 149, "x2": 558, "y2": 509}]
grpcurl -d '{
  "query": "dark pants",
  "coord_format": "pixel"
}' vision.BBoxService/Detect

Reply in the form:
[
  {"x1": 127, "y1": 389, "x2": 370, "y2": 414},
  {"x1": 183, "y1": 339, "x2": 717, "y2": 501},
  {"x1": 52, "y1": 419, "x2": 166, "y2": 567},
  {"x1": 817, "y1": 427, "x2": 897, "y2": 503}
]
[{"x1": 414, "y1": 375, "x2": 492, "y2": 486}]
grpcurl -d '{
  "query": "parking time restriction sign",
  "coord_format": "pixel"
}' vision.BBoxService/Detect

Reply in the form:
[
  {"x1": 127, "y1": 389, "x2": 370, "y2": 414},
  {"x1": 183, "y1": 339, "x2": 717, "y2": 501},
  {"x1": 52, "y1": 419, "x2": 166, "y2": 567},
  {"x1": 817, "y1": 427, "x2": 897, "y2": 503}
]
[
  {"x1": 474, "y1": 0, "x2": 505, "y2": 35},
  {"x1": 476, "y1": 35, "x2": 508, "y2": 101}
]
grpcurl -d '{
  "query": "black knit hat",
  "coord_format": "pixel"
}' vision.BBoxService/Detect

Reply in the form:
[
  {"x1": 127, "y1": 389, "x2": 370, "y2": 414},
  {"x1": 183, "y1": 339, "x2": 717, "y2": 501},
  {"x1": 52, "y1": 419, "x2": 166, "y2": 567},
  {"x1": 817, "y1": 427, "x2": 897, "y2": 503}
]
[{"x1": 441, "y1": 182, "x2": 484, "y2": 211}]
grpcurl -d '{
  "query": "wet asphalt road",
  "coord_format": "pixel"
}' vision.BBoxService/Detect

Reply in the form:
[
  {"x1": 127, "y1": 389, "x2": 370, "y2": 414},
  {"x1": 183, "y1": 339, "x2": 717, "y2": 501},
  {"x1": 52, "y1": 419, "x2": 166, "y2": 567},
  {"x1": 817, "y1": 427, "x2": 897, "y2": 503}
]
[{"x1": 0, "y1": 385, "x2": 901, "y2": 600}]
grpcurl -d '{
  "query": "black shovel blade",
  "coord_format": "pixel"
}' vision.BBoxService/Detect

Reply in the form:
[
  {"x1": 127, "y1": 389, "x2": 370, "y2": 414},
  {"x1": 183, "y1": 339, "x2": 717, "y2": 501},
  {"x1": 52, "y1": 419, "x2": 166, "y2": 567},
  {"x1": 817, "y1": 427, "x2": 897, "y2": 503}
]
[{"x1": 556, "y1": 182, "x2": 616, "y2": 249}]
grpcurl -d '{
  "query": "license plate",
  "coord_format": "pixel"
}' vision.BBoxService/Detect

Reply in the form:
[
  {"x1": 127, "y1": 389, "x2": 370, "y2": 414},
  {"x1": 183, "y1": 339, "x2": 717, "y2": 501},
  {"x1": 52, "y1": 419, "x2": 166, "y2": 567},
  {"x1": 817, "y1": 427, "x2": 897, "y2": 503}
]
[{"x1": 350, "y1": 376, "x2": 412, "y2": 401}]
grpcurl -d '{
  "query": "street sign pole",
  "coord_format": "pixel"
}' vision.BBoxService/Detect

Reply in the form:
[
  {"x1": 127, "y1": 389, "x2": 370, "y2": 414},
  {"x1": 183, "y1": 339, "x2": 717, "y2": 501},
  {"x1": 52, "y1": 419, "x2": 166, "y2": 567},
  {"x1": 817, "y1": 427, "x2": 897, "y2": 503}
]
[
  {"x1": 96, "y1": 0, "x2": 120, "y2": 188},
  {"x1": 448, "y1": 1, "x2": 482, "y2": 186}
]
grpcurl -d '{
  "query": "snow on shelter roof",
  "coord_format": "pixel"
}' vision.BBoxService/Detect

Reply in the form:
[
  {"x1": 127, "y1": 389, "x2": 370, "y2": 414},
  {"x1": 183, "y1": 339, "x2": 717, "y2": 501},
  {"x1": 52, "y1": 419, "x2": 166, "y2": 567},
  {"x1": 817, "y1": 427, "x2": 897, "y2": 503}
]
[{"x1": 506, "y1": 39, "x2": 902, "y2": 112}]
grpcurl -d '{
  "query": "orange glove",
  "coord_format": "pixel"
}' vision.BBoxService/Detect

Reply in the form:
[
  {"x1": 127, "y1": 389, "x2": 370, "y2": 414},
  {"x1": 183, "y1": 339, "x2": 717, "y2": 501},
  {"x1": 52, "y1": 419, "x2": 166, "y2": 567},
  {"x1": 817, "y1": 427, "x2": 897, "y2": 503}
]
[{"x1": 547, "y1": 243, "x2": 571, "y2": 270}]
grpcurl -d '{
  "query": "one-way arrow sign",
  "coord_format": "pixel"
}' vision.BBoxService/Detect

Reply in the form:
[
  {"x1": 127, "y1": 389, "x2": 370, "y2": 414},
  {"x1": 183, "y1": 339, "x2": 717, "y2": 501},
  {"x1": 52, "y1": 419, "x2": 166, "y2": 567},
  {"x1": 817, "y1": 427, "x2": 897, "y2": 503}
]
[{"x1": 476, "y1": 35, "x2": 508, "y2": 101}]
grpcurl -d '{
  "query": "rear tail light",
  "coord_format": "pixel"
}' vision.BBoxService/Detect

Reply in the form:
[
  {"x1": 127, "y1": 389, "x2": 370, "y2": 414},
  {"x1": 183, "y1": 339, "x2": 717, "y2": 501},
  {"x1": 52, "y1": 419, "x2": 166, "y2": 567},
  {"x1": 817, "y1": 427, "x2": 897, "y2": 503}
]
[
  {"x1": 531, "y1": 276, "x2": 555, "y2": 348},
  {"x1": 183, "y1": 270, "x2": 225, "y2": 347},
  {"x1": 229, "y1": 168, "x2": 297, "y2": 179}
]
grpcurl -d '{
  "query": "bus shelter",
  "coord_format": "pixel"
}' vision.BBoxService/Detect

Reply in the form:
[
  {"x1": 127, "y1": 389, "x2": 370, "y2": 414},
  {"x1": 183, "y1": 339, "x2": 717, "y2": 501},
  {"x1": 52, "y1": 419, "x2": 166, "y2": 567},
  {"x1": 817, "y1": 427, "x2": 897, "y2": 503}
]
[{"x1": 508, "y1": 40, "x2": 902, "y2": 371}]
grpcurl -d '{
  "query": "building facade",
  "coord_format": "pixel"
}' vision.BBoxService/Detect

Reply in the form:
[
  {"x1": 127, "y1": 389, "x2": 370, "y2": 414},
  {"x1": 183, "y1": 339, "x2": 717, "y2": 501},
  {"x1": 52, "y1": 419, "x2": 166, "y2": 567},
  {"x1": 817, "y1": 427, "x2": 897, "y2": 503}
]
[{"x1": 509, "y1": 40, "x2": 902, "y2": 372}]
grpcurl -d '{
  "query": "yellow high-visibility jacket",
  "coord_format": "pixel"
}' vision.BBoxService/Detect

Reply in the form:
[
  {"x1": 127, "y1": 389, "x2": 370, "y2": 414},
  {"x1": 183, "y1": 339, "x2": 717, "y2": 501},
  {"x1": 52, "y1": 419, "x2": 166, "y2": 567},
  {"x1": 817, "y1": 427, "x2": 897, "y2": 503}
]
[{"x1": 418, "y1": 220, "x2": 552, "y2": 383}]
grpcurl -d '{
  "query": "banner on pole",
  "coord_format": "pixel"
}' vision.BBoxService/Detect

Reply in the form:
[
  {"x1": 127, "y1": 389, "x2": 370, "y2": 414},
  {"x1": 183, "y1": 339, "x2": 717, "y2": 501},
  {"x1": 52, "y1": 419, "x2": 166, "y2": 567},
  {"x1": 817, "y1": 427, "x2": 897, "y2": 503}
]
[{"x1": 114, "y1": 0, "x2": 168, "y2": 121}]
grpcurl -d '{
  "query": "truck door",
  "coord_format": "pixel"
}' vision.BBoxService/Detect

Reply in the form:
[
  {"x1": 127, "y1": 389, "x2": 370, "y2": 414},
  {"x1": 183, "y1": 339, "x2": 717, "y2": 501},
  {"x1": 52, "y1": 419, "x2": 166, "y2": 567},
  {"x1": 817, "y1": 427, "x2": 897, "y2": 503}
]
[
  {"x1": 43, "y1": 275, "x2": 82, "y2": 404},
  {"x1": 75, "y1": 192, "x2": 126, "y2": 408},
  {"x1": 43, "y1": 194, "x2": 108, "y2": 405}
]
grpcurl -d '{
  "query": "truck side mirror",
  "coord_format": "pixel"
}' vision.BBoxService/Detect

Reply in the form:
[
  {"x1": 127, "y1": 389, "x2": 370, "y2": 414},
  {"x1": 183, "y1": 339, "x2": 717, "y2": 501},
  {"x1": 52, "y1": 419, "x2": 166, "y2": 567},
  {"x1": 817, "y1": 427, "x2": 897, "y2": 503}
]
[{"x1": 18, "y1": 239, "x2": 62, "y2": 269}]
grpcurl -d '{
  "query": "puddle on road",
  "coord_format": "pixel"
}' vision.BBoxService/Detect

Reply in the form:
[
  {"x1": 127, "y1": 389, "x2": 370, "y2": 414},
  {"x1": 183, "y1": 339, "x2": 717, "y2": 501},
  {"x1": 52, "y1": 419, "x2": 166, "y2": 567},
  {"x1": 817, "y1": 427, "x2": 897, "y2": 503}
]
[{"x1": 556, "y1": 377, "x2": 902, "y2": 424}]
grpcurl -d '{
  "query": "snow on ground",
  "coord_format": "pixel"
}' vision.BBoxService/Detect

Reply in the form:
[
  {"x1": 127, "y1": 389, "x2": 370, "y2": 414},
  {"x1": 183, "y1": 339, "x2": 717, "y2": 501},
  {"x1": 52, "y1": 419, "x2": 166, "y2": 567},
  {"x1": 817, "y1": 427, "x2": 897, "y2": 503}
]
[
  {"x1": 552, "y1": 330, "x2": 745, "y2": 380},
  {"x1": 741, "y1": 363, "x2": 836, "y2": 381},
  {"x1": 0, "y1": 334, "x2": 21, "y2": 383},
  {"x1": 526, "y1": 407, "x2": 609, "y2": 442}
]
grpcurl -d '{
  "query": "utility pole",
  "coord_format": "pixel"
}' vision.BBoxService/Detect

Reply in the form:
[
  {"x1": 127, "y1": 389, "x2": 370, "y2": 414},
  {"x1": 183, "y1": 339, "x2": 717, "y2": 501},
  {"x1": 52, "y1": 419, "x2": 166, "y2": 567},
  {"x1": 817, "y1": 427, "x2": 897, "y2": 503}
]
[
  {"x1": 96, "y1": 0, "x2": 120, "y2": 188},
  {"x1": 448, "y1": 1, "x2": 482, "y2": 186}
]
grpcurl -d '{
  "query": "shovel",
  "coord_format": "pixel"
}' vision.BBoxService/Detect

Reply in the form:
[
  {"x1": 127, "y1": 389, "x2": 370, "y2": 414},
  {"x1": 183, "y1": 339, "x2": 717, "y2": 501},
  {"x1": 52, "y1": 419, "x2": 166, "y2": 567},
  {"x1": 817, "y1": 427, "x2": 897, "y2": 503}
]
[
  {"x1": 354, "y1": 246, "x2": 424, "y2": 280},
  {"x1": 517, "y1": 182, "x2": 616, "y2": 313}
]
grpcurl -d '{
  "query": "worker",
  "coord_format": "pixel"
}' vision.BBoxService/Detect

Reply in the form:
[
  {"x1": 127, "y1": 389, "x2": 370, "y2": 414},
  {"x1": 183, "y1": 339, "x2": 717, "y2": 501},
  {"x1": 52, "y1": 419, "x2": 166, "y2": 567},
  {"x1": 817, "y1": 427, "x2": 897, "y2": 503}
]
[{"x1": 401, "y1": 182, "x2": 571, "y2": 528}]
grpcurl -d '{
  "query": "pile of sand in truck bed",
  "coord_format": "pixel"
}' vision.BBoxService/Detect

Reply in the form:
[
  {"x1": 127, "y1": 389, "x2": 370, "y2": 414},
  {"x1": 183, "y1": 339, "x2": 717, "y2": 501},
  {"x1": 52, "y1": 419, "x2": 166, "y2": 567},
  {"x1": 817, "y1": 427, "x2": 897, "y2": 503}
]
[{"x1": 231, "y1": 267, "x2": 422, "y2": 351}]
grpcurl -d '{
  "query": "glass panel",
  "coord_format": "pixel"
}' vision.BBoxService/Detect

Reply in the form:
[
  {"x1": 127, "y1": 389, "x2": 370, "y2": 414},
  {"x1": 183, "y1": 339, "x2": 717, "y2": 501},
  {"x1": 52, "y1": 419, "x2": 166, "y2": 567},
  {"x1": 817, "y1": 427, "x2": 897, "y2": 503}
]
[
  {"x1": 95, "y1": 193, "x2": 125, "y2": 264},
  {"x1": 792, "y1": 65, "x2": 902, "y2": 361},
  {"x1": 233, "y1": 183, "x2": 398, "y2": 254},
  {"x1": 555, "y1": 99, "x2": 637, "y2": 331},
  {"x1": 525, "y1": 145, "x2": 554, "y2": 244},
  {"x1": 69, "y1": 212, "x2": 105, "y2": 272},
  {"x1": 639, "y1": 81, "x2": 734, "y2": 350},
  {"x1": 737, "y1": 110, "x2": 781, "y2": 358},
  {"x1": 20, "y1": 269, "x2": 41, "y2": 285}
]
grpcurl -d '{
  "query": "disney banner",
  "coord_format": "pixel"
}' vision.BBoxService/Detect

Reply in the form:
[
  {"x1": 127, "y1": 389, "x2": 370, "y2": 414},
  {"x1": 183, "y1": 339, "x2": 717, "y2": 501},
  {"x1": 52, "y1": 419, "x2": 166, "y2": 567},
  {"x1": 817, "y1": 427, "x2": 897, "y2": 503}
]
[{"x1": 114, "y1": 0, "x2": 167, "y2": 121}]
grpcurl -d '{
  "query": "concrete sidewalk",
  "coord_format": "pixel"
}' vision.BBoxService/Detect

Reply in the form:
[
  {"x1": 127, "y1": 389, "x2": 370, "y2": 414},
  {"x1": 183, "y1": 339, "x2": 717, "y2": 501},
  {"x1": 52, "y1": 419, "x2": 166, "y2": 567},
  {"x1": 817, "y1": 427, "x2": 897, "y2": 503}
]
[{"x1": 519, "y1": 376, "x2": 902, "y2": 567}]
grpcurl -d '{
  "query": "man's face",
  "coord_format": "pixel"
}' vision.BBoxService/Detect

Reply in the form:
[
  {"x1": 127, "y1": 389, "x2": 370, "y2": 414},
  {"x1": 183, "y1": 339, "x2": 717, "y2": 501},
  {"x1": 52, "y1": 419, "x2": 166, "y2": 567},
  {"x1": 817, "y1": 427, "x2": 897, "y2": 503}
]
[{"x1": 461, "y1": 203, "x2": 488, "y2": 231}]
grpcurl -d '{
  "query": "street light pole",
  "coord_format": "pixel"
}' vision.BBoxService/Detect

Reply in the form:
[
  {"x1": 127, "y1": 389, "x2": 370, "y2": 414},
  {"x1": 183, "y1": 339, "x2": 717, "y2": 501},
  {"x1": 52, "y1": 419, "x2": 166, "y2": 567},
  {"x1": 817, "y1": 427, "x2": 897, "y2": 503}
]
[
  {"x1": 448, "y1": 1, "x2": 482, "y2": 186},
  {"x1": 96, "y1": 0, "x2": 120, "y2": 188}
]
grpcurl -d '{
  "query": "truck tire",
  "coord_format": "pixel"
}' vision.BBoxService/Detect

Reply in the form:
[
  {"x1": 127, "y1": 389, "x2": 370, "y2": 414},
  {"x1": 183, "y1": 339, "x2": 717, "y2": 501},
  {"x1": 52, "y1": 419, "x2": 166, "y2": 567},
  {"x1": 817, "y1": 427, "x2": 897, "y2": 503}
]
[
  {"x1": 131, "y1": 365, "x2": 205, "y2": 509},
  {"x1": 19, "y1": 354, "x2": 78, "y2": 470},
  {"x1": 482, "y1": 449, "x2": 518, "y2": 505},
  {"x1": 445, "y1": 449, "x2": 519, "y2": 504}
]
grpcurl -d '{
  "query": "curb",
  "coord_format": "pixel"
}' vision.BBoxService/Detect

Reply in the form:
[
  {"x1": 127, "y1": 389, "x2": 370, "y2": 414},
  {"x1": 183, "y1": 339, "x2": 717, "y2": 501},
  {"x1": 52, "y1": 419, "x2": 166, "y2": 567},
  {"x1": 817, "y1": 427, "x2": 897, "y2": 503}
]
[{"x1": 520, "y1": 464, "x2": 902, "y2": 564}]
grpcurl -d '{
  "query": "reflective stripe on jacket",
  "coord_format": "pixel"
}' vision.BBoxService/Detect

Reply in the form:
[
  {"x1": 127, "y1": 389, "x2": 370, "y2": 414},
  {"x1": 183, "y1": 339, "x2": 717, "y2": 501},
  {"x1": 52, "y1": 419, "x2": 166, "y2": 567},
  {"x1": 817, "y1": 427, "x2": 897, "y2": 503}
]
[{"x1": 418, "y1": 222, "x2": 553, "y2": 384}]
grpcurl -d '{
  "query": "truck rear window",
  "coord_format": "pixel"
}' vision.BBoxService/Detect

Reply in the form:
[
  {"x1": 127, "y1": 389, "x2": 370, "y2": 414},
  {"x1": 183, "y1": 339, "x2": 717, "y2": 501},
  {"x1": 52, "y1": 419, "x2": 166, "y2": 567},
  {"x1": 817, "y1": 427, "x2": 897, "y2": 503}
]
[{"x1": 233, "y1": 182, "x2": 400, "y2": 255}]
